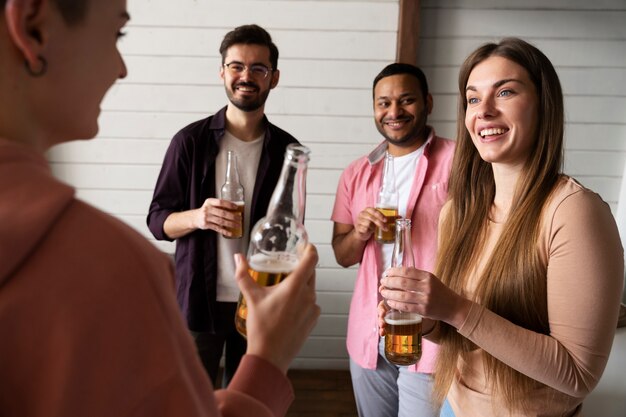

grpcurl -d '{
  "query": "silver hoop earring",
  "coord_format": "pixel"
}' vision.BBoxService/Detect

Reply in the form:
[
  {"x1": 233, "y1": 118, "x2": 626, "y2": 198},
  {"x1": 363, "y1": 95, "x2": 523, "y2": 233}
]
[{"x1": 25, "y1": 55, "x2": 48, "y2": 77}]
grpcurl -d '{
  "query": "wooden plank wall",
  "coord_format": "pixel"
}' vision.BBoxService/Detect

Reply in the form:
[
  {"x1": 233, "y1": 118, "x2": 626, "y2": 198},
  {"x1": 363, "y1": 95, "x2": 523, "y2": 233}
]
[
  {"x1": 419, "y1": 0, "x2": 626, "y2": 214},
  {"x1": 47, "y1": 0, "x2": 625, "y2": 369},
  {"x1": 47, "y1": 0, "x2": 399, "y2": 369}
]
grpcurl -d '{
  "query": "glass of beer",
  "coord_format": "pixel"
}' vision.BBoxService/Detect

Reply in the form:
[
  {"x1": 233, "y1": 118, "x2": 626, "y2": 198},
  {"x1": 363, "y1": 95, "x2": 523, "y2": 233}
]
[
  {"x1": 384, "y1": 310, "x2": 422, "y2": 365},
  {"x1": 224, "y1": 201, "x2": 244, "y2": 239},
  {"x1": 235, "y1": 252, "x2": 299, "y2": 337}
]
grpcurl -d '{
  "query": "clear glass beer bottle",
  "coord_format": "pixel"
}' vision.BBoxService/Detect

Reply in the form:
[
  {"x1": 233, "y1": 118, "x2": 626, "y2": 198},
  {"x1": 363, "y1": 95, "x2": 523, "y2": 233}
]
[
  {"x1": 383, "y1": 218, "x2": 423, "y2": 365},
  {"x1": 375, "y1": 152, "x2": 399, "y2": 243},
  {"x1": 234, "y1": 143, "x2": 310, "y2": 338},
  {"x1": 220, "y1": 150, "x2": 245, "y2": 239}
]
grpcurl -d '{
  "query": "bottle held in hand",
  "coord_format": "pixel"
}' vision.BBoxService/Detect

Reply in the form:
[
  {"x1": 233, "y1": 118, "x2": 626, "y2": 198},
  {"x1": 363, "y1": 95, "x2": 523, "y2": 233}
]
[
  {"x1": 384, "y1": 218, "x2": 422, "y2": 365},
  {"x1": 375, "y1": 152, "x2": 399, "y2": 243},
  {"x1": 235, "y1": 144, "x2": 310, "y2": 338},
  {"x1": 221, "y1": 150, "x2": 245, "y2": 239}
]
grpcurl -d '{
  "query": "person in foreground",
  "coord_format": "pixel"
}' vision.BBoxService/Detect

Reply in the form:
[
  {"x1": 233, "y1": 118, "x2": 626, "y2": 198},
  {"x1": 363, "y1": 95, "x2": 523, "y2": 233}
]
[
  {"x1": 0, "y1": 0, "x2": 320, "y2": 416},
  {"x1": 379, "y1": 37, "x2": 624, "y2": 417}
]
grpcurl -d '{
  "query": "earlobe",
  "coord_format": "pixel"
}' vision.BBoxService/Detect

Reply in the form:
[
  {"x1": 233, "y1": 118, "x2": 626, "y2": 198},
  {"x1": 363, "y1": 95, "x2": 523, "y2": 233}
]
[
  {"x1": 5, "y1": 0, "x2": 49, "y2": 70},
  {"x1": 270, "y1": 69, "x2": 280, "y2": 89},
  {"x1": 426, "y1": 93, "x2": 433, "y2": 115}
]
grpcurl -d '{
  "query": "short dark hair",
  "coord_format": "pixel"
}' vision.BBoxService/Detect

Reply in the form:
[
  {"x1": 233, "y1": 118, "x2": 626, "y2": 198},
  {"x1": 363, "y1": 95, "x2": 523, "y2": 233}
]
[
  {"x1": 372, "y1": 63, "x2": 429, "y2": 101},
  {"x1": 0, "y1": 0, "x2": 88, "y2": 25},
  {"x1": 219, "y1": 24, "x2": 279, "y2": 70}
]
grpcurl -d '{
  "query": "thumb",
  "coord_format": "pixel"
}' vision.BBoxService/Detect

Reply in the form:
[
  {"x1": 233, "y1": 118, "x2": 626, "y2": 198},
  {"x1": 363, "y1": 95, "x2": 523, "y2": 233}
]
[{"x1": 234, "y1": 253, "x2": 258, "y2": 302}]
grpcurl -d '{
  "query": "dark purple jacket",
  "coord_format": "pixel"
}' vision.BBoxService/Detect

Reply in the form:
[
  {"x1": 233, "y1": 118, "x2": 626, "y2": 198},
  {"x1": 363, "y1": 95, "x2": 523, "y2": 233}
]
[{"x1": 147, "y1": 106, "x2": 299, "y2": 332}]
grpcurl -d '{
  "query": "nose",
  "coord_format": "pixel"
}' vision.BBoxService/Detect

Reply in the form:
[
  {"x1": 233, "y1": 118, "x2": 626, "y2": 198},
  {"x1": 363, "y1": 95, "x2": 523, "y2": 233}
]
[
  {"x1": 118, "y1": 53, "x2": 128, "y2": 79},
  {"x1": 476, "y1": 96, "x2": 496, "y2": 119},
  {"x1": 387, "y1": 101, "x2": 404, "y2": 119}
]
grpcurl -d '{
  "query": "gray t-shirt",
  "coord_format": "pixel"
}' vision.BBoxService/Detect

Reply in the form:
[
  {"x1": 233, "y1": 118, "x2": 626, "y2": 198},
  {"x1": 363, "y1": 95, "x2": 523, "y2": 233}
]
[{"x1": 215, "y1": 130, "x2": 264, "y2": 301}]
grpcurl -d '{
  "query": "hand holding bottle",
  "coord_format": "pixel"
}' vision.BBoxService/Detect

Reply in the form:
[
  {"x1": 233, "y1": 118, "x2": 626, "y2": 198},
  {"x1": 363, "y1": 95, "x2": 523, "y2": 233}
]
[
  {"x1": 380, "y1": 266, "x2": 473, "y2": 333},
  {"x1": 193, "y1": 198, "x2": 243, "y2": 238},
  {"x1": 352, "y1": 207, "x2": 388, "y2": 241},
  {"x1": 234, "y1": 244, "x2": 320, "y2": 374}
]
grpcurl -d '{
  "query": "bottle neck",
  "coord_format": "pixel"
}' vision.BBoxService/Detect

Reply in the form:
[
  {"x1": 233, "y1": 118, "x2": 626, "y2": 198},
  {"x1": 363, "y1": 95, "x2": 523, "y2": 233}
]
[
  {"x1": 225, "y1": 151, "x2": 240, "y2": 184},
  {"x1": 378, "y1": 152, "x2": 398, "y2": 208},
  {"x1": 392, "y1": 220, "x2": 414, "y2": 268},
  {"x1": 266, "y1": 146, "x2": 309, "y2": 224}
]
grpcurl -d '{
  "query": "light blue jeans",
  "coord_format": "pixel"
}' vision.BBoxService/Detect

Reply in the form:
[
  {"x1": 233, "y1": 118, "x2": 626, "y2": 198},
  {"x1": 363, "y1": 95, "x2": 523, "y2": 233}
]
[
  {"x1": 349, "y1": 338, "x2": 439, "y2": 417},
  {"x1": 439, "y1": 399, "x2": 456, "y2": 417}
]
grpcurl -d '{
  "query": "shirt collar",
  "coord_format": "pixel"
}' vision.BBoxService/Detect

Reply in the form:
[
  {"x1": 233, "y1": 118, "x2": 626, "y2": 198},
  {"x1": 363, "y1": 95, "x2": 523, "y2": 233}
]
[{"x1": 367, "y1": 126, "x2": 435, "y2": 166}]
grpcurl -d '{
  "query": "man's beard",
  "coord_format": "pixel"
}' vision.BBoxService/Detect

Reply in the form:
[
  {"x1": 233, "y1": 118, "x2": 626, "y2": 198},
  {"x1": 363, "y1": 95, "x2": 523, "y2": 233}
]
[
  {"x1": 376, "y1": 112, "x2": 428, "y2": 148},
  {"x1": 226, "y1": 82, "x2": 270, "y2": 112}
]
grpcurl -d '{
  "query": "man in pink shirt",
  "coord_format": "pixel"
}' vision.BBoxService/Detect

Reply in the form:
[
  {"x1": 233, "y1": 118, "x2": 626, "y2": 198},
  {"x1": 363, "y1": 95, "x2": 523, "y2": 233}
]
[{"x1": 331, "y1": 63, "x2": 455, "y2": 417}]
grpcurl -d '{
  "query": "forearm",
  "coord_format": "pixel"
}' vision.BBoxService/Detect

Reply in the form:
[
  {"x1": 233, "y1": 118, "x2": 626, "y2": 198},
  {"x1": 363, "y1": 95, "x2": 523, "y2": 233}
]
[
  {"x1": 332, "y1": 229, "x2": 367, "y2": 267},
  {"x1": 163, "y1": 210, "x2": 199, "y2": 240},
  {"x1": 215, "y1": 355, "x2": 294, "y2": 417}
]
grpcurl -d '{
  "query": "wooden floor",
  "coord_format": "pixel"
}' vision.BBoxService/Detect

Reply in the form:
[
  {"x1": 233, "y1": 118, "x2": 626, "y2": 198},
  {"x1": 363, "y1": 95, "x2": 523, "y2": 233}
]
[{"x1": 286, "y1": 369, "x2": 357, "y2": 417}]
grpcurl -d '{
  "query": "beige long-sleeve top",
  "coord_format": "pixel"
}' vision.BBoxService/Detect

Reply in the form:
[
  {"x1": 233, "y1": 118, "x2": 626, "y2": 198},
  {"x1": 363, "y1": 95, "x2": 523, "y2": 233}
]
[{"x1": 446, "y1": 176, "x2": 624, "y2": 417}]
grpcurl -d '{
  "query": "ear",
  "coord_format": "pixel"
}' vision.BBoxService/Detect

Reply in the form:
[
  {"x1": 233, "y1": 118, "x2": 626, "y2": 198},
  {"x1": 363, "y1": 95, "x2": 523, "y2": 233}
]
[
  {"x1": 5, "y1": 0, "x2": 50, "y2": 68},
  {"x1": 219, "y1": 64, "x2": 225, "y2": 81},
  {"x1": 269, "y1": 69, "x2": 280, "y2": 89},
  {"x1": 426, "y1": 93, "x2": 433, "y2": 115}
]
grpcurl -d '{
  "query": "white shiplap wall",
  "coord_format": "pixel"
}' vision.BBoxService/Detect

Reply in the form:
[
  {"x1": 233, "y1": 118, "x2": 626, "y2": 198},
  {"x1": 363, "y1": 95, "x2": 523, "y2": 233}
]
[
  {"x1": 419, "y1": 0, "x2": 626, "y2": 214},
  {"x1": 47, "y1": 0, "x2": 399, "y2": 369},
  {"x1": 47, "y1": 0, "x2": 626, "y2": 370}
]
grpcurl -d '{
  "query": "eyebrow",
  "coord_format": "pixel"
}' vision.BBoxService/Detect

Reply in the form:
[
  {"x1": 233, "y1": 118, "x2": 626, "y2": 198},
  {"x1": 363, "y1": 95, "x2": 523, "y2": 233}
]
[
  {"x1": 465, "y1": 78, "x2": 522, "y2": 93},
  {"x1": 376, "y1": 92, "x2": 416, "y2": 100}
]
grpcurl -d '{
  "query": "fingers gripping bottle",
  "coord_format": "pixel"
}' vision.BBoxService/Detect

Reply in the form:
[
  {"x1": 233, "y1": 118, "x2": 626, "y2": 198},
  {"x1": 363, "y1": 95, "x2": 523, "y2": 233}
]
[
  {"x1": 384, "y1": 218, "x2": 422, "y2": 365},
  {"x1": 234, "y1": 144, "x2": 310, "y2": 338},
  {"x1": 220, "y1": 150, "x2": 245, "y2": 239},
  {"x1": 375, "y1": 152, "x2": 399, "y2": 243}
]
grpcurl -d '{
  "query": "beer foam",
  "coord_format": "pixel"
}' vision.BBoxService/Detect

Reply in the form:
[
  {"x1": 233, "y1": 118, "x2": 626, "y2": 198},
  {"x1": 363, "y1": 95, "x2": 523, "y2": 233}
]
[
  {"x1": 384, "y1": 312, "x2": 422, "y2": 325},
  {"x1": 249, "y1": 252, "x2": 299, "y2": 273}
]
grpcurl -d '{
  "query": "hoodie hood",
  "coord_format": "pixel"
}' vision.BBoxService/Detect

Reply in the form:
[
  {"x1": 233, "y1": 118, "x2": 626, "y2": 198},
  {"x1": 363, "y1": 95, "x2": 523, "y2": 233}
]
[{"x1": 0, "y1": 139, "x2": 74, "y2": 282}]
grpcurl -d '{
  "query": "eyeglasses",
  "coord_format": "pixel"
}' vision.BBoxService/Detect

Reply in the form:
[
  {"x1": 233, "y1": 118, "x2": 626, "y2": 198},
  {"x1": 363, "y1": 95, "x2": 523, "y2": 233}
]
[{"x1": 223, "y1": 62, "x2": 273, "y2": 79}]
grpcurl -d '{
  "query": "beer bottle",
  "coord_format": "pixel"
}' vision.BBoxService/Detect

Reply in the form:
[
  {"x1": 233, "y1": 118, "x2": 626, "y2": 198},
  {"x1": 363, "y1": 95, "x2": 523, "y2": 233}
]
[
  {"x1": 383, "y1": 218, "x2": 423, "y2": 365},
  {"x1": 234, "y1": 143, "x2": 310, "y2": 338},
  {"x1": 220, "y1": 150, "x2": 245, "y2": 239},
  {"x1": 375, "y1": 152, "x2": 399, "y2": 243}
]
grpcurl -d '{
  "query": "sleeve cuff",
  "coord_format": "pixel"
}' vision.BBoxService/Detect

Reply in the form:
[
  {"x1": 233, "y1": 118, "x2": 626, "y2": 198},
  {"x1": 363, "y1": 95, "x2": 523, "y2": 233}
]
[{"x1": 226, "y1": 354, "x2": 294, "y2": 416}]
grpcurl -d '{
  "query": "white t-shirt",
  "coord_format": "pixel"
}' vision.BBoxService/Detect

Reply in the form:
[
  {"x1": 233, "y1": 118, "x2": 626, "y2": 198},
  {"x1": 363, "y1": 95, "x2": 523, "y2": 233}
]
[
  {"x1": 380, "y1": 144, "x2": 425, "y2": 270},
  {"x1": 215, "y1": 130, "x2": 264, "y2": 301}
]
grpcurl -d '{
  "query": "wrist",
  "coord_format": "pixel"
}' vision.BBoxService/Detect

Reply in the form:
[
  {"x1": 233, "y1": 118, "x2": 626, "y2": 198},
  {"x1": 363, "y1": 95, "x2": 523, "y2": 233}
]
[{"x1": 449, "y1": 298, "x2": 472, "y2": 330}]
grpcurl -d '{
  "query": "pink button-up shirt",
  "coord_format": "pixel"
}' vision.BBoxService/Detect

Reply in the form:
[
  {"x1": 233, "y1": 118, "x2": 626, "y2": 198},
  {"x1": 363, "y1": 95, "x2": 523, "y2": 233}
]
[{"x1": 331, "y1": 129, "x2": 455, "y2": 372}]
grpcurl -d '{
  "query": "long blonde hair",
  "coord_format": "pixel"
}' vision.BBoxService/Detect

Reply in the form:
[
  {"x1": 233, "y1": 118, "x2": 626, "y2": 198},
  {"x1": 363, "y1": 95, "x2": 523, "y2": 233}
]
[{"x1": 432, "y1": 38, "x2": 564, "y2": 412}]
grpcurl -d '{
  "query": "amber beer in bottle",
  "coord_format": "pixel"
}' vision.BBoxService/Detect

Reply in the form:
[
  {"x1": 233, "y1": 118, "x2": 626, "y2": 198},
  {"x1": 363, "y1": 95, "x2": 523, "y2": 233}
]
[
  {"x1": 235, "y1": 144, "x2": 310, "y2": 338},
  {"x1": 375, "y1": 152, "x2": 399, "y2": 243},
  {"x1": 384, "y1": 218, "x2": 422, "y2": 365},
  {"x1": 220, "y1": 150, "x2": 245, "y2": 239}
]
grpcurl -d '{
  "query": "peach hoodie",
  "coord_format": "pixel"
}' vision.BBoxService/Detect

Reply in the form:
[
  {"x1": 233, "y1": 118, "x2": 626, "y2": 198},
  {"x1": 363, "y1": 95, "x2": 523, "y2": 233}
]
[{"x1": 0, "y1": 138, "x2": 293, "y2": 417}]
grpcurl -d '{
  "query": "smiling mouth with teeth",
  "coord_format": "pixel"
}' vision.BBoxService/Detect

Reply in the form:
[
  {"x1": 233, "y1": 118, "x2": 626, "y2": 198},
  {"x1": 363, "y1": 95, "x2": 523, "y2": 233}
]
[{"x1": 480, "y1": 128, "x2": 508, "y2": 137}]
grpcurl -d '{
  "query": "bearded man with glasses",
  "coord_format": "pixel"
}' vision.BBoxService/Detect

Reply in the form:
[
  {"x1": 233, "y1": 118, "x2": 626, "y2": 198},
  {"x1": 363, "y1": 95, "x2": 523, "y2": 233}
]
[{"x1": 148, "y1": 24, "x2": 300, "y2": 388}]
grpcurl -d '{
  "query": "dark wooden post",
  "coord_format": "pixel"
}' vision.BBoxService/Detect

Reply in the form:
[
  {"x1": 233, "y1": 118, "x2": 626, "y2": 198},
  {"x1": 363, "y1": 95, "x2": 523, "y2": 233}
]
[{"x1": 396, "y1": 0, "x2": 421, "y2": 64}]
